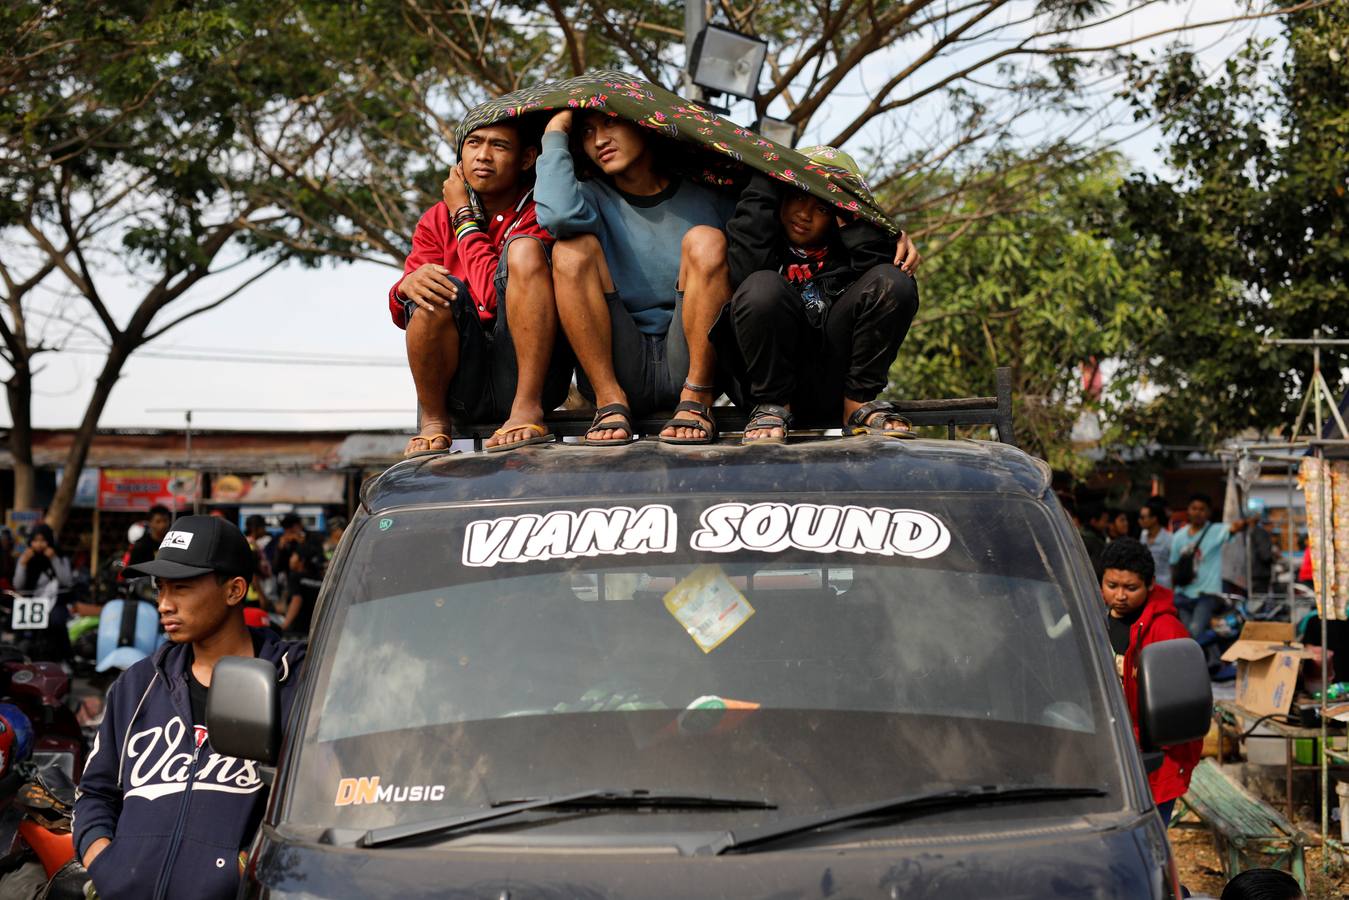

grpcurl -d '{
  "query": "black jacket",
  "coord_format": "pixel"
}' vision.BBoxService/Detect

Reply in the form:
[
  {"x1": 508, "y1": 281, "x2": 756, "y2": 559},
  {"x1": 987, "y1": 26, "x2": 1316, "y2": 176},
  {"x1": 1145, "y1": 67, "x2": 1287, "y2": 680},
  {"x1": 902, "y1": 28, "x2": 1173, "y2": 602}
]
[{"x1": 725, "y1": 173, "x2": 894, "y2": 297}]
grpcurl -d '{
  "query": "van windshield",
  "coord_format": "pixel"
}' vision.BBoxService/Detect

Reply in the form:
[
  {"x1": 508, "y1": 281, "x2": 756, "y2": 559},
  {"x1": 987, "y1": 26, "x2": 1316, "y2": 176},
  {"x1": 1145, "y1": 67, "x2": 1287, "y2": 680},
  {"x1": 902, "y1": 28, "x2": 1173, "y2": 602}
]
[{"x1": 289, "y1": 493, "x2": 1121, "y2": 836}]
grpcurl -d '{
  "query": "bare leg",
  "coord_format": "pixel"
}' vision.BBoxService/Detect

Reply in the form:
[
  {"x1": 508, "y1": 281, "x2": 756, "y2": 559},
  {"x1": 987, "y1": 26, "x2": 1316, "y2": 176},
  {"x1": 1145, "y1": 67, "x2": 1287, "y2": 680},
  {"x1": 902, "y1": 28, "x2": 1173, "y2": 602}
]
[
  {"x1": 662, "y1": 226, "x2": 731, "y2": 440},
  {"x1": 404, "y1": 304, "x2": 459, "y2": 454},
  {"x1": 553, "y1": 235, "x2": 630, "y2": 443},
  {"x1": 487, "y1": 239, "x2": 560, "y2": 448}
]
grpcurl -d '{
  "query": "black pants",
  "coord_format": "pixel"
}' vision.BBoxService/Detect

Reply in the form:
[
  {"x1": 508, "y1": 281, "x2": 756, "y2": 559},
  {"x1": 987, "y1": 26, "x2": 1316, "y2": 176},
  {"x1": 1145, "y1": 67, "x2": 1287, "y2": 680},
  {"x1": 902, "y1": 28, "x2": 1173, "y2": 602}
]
[{"x1": 714, "y1": 265, "x2": 918, "y2": 422}]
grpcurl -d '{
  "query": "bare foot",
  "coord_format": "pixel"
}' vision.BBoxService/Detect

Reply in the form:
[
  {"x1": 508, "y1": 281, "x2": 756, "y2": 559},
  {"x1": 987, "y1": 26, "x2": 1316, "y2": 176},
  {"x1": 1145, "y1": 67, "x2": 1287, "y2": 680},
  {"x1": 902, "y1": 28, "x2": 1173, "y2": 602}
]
[{"x1": 586, "y1": 395, "x2": 633, "y2": 444}]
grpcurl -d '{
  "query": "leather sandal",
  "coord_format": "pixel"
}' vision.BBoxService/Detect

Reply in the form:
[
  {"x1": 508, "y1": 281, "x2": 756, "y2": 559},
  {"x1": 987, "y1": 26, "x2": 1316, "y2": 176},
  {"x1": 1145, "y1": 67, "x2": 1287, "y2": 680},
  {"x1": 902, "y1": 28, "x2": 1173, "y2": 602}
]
[
  {"x1": 585, "y1": 403, "x2": 636, "y2": 446},
  {"x1": 659, "y1": 399, "x2": 719, "y2": 445},
  {"x1": 742, "y1": 404, "x2": 793, "y2": 445},
  {"x1": 846, "y1": 400, "x2": 915, "y2": 438}
]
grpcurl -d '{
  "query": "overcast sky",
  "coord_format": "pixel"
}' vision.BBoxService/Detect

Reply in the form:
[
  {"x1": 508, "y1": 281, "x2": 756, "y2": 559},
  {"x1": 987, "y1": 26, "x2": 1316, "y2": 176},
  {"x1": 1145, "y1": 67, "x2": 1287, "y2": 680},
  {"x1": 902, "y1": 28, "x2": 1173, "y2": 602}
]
[{"x1": 17, "y1": 1, "x2": 1278, "y2": 435}]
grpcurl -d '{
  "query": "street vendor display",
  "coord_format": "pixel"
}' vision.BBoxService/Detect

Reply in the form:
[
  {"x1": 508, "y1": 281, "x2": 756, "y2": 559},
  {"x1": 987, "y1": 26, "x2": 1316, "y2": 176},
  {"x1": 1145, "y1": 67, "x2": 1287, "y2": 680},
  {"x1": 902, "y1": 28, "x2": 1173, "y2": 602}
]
[{"x1": 1300, "y1": 458, "x2": 1349, "y2": 619}]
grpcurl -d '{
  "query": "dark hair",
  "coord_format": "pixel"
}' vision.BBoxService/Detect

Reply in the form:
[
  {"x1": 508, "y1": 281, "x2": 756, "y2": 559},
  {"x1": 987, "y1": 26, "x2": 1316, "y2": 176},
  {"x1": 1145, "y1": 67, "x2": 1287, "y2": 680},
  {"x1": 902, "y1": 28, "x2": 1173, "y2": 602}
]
[
  {"x1": 1221, "y1": 868, "x2": 1303, "y2": 900},
  {"x1": 1144, "y1": 497, "x2": 1168, "y2": 522},
  {"x1": 1058, "y1": 494, "x2": 1078, "y2": 519},
  {"x1": 1100, "y1": 537, "x2": 1155, "y2": 586},
  {"x1": 1080, "y1": 501, "x2": 1106, "y2": 524},
  {"x1": 328, "y1": 515, "x2": 348, "y2": 533},
  {"x1": 1188, "y1": 492, "x2": 1213, "y2": 510},
  {"x1": 567, "y1": 110, "x2": 678, "y2": 183},
  {"x1": 148, "y1": 505, "x2": 172, "y2": 519},
  {"x1": 280, "y1": 513, "x2": 303, "y2": 530}
]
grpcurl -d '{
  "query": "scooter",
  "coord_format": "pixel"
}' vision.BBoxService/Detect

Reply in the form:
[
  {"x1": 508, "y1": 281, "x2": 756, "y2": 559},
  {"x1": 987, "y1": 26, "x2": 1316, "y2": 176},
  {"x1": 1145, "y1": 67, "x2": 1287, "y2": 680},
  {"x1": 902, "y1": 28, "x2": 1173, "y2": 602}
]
[
  {"x1": 0, "y1": 704, "x2": 88, "y2": 899},
  {"x1": 93, "y1": 575, "x2": 165, "y2": 675}
]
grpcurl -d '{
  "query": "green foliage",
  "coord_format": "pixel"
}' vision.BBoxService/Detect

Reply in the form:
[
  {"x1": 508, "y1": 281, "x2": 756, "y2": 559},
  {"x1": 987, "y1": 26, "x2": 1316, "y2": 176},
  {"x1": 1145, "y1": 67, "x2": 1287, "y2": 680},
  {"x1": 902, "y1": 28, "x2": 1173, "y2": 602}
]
[
  {"x1": 888, "y1": 156, "x2": 1159, "y2": 474},
  {"x1": 1118, "y1": 2, "x2": 1348, "y2": 444}
]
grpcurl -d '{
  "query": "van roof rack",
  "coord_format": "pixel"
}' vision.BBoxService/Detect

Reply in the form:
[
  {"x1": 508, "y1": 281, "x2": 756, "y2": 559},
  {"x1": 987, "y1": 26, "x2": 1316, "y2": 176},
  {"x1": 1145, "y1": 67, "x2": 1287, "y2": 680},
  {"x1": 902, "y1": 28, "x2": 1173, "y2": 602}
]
[{"x1": 452, "y1": 367, "x2": 1016, "y2": 451}]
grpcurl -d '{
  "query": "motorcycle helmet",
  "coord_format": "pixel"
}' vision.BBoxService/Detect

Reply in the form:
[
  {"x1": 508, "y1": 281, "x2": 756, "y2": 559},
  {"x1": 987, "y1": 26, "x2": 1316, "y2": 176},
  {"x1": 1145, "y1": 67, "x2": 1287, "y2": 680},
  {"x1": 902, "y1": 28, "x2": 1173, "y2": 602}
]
[{"x1": 0, "y1": 701, "x2": 35, "y2": 777}]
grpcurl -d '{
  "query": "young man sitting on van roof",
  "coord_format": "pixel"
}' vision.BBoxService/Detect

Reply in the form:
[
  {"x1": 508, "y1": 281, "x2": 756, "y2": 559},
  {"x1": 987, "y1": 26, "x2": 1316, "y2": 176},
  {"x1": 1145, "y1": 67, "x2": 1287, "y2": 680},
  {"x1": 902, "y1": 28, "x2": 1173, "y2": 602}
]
[
  {"x1": 715, "y1": 150, "x2": 919, "y2": 443},
  {"x1": 535, "y1": 109, "x2": 737, "y2": 445},
  {"x1": 391, "y1": 121, "x2": 573, "y2": 454}
]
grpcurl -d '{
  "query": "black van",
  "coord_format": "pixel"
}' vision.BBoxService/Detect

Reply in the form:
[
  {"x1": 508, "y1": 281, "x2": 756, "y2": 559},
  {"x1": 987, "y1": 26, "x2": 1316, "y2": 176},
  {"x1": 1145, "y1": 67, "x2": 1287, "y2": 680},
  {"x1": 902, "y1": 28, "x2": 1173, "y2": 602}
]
[{"x1": 210, "y1": 436, "x2": 1211, "y2": 899}]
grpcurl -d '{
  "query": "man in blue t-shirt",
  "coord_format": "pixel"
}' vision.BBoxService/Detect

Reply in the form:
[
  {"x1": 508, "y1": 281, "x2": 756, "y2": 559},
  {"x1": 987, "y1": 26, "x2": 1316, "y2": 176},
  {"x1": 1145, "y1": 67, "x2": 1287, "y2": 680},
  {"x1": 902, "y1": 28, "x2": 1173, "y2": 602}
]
[
  {"x1": 535, "y1": 108, "x2": 923, "y2": 446},
  {"x1": 1168, "y1": 492, "x2": 1254, "y2": 639}
]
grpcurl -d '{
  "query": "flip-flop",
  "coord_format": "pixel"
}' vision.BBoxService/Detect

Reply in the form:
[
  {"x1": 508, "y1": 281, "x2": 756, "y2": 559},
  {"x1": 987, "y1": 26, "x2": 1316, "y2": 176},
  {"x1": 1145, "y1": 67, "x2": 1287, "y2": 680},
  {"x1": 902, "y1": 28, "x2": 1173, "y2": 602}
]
[
  {"x1": 484, "y1": 423, "x2": 556, "y2": 453},
  {"x1": 585, "y1": 403, "x2": 636, "y2": 446},
  {"x1": 741, "y1": 403, "x2": 793, "y2": 445},
  {"x1": 659, "y1": 399, "x2": 719, "y2": 445},
  {"x1": 846, "y1": 400, "x2": 915, "y2": 439},
  {"x1": 404, "y1": 432, "x2": 452, "y2": 457}
]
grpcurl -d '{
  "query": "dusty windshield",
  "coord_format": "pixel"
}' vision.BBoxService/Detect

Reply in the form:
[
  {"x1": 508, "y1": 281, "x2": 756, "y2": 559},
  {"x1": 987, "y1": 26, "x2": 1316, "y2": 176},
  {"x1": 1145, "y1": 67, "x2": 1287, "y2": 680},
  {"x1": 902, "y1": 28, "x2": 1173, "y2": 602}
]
[{"x1": 289, "y1": 494, "x2": 1119, "y2": 835}]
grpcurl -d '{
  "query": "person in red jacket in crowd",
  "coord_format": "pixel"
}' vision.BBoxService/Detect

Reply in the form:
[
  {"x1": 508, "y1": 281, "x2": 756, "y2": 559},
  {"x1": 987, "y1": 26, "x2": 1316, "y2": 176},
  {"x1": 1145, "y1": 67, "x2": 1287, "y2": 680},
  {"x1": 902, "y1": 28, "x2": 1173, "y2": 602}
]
[
  {"x1": 391, "y1": 120, "x2": 573, "y2": 455},
  {"x1": 1100, "y1": 536, "x2": 1204, "y2": 828}
]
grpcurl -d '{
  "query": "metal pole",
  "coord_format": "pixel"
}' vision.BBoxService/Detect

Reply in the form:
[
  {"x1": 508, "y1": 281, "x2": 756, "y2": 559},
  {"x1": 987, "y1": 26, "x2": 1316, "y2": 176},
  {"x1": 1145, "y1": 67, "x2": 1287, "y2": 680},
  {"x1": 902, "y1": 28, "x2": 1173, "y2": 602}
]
[
  {"x1": 1317, "y1": 444, "x2": 1329, "y2": 866},
  {"x1": 684, "y1": 0, "x2": 705, "y2": 99}
]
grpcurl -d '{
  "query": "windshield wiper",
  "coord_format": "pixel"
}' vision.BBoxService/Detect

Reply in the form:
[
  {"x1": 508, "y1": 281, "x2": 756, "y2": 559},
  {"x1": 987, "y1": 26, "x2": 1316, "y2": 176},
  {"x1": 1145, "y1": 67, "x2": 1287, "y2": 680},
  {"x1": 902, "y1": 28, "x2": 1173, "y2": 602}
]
[
  {"x1": 702, "y1": 784, "x2": 1107, "y2": 855},
  {"x1": 359, "y1": 789, "x2": 776, "y2": 848}
]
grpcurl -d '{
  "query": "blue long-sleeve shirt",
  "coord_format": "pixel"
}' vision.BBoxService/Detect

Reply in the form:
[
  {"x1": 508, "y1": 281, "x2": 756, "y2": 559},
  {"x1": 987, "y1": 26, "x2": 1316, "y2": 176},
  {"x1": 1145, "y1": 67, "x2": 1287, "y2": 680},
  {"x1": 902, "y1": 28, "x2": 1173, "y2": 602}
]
[{"x1": 534, "y1": 131, "x2": 735, "y2": 335}]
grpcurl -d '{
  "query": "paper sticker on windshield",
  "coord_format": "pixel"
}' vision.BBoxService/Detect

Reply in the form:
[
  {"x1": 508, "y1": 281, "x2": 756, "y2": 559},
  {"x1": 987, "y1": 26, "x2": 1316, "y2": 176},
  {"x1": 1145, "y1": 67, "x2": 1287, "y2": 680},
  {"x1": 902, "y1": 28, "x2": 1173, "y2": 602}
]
[
  {"x1": 462, "y1": 504, "x2": 677, "y2": 567},
  {"x1": 690, "y1": 503, "x2": 950, "y2": 560},
  {"x1": 663, "y1": 565, "x2": 755, "y2": 653}
]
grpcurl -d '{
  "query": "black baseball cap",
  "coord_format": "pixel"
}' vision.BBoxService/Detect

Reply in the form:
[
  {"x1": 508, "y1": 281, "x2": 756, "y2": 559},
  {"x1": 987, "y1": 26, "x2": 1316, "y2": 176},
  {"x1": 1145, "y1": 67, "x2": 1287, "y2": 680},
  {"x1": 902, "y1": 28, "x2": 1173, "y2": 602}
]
[{"x1": 123, "y1": 515, "x2": 257, "y2": 581}]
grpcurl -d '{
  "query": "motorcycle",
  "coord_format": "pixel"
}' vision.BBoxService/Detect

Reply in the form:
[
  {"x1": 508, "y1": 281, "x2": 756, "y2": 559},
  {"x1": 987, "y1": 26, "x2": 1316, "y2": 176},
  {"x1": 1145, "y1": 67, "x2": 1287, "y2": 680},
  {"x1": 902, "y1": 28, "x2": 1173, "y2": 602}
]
[
  {"x1": 0, "y1": 657, "x2": 85, "y2": 784},
  {"x1": 0, "y1": 704, "x2": 88, "y2": 899}
]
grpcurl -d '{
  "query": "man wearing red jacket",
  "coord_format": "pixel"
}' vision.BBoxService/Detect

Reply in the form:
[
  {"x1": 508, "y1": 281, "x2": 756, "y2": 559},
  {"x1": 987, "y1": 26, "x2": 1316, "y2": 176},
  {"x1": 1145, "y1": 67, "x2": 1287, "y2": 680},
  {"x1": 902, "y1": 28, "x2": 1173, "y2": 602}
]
[
  {"x1": 391, "y1": 121, "x2": 572, "y2": 454},
  {"x1": 1101, "y1": 536, "x2": 1204, "y2": 828}
]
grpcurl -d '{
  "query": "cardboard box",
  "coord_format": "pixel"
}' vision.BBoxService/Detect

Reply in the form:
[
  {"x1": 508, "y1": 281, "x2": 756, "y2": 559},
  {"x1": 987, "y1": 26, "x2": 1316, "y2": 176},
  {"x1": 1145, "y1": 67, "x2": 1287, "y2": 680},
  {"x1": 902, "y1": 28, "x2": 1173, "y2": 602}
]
[{"x1": 1221, "y1": 622, "x2": 1317, "y2": 718}]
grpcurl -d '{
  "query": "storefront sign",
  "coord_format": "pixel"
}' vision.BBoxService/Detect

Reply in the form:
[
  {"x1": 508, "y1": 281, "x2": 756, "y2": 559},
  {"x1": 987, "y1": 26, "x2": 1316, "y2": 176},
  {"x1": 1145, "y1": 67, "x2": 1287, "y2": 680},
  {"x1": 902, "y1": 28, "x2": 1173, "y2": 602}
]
[
  {"x1": 97, "y1": 469, "x2": 199, "y2": 512},
  {"x1": 210, "y1": 473, "x2": 345, "y2": 504}
]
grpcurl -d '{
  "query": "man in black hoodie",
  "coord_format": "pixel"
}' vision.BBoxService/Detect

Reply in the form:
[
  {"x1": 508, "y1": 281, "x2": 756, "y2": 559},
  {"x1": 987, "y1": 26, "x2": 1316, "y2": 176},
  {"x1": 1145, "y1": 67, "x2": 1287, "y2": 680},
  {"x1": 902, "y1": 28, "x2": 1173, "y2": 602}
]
[
  {"x1": 714, "y1": 146, "x2": 919, "y2": 443},
  {"x1": 74, "y1": 515, "x2": 306, "y2": 900}
]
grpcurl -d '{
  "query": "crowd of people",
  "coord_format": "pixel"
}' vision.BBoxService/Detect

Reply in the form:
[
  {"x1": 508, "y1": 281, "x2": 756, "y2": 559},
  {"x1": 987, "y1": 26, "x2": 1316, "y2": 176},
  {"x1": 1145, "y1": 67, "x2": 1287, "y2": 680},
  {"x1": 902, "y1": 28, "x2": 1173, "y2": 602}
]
[{"x1": 392, "y1": 110, "x2": 922, "y2": 453}]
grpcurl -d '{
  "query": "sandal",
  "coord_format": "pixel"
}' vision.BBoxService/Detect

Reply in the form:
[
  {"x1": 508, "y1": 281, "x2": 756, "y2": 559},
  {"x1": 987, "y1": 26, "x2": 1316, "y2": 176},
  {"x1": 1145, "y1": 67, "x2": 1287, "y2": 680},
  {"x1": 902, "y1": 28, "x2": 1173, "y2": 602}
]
[
  {"x1": 585, "y1": 403, "x2": 636, "y2": 446},
  {"x1": 484, "y1": 422, "x2": 556, "y2": 454},
  {"x1": 659, "y1": 399, "x2": 719, "y2": 445},
  {"x1": 846, "y1": 400, "x2": 915, "y2": 439},
  {"x1": 404, "y1": 431, "x2": 452, "y2": 457},
  {"x1": 742, "y1": 404, "x2": 793, "y2": 445}
]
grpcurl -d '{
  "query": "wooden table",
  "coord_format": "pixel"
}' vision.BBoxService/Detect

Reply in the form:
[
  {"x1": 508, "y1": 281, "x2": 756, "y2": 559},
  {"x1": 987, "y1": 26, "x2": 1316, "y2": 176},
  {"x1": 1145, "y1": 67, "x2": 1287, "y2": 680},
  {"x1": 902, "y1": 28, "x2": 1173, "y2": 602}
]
[{"x1": 1212, "y1": 700, "x2": 1337, "y2": 822}]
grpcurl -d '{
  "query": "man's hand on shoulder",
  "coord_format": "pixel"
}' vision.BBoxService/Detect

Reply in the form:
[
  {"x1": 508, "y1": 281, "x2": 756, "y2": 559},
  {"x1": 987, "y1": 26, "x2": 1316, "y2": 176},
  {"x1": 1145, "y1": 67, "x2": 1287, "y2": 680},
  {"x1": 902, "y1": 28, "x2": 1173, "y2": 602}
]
[
  {"x1": 83, "y1": 837, "x2": 111, "y2": 869},
  {"x1": 892, "y1": 230, "x2": 922, "y2": 274},
  {"x1": 398, "y1": 264, "x2": 459, "y2": 312},
  {"x1": 545, "y1": 110, "x2": 573, "y2": 135}
]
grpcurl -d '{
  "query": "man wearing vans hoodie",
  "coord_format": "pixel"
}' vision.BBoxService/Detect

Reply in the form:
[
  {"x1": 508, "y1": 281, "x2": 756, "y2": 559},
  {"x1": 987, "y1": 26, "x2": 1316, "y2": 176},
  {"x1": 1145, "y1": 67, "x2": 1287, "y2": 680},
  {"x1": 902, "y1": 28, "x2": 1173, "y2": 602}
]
[
  {"x1": 74, "y1": 516, "x2": 306, "y2": 900},
  {"x1": 1100, "y1": 536, "x2": 1203, "y2": 827}
]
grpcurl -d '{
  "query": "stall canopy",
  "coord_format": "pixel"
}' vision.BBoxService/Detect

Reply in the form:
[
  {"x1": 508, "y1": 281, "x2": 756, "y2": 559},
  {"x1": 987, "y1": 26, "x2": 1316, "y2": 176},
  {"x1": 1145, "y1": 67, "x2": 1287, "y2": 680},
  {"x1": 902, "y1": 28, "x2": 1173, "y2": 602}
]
[{"x1": 458, "y1": 70, "x2": 898, "y2": 234}]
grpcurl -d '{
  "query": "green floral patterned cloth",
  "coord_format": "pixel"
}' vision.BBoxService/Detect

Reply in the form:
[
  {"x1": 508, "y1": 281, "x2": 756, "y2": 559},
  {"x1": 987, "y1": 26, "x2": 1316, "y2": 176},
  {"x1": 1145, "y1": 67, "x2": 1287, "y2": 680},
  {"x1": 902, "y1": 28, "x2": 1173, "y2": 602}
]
[{"x1": 457, "y1": 70, "x2": 898, "y2": 235}]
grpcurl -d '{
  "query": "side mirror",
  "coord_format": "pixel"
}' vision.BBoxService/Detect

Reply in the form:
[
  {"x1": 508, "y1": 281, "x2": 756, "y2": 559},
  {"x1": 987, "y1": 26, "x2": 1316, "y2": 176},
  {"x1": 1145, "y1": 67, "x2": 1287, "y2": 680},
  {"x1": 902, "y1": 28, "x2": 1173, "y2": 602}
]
[
  {"x1": 1137, "y1": 640, "x2": 1212, "y2": 750},
  {"x1": 207, "y1": 656, "x2": 281, "y2": 765}
]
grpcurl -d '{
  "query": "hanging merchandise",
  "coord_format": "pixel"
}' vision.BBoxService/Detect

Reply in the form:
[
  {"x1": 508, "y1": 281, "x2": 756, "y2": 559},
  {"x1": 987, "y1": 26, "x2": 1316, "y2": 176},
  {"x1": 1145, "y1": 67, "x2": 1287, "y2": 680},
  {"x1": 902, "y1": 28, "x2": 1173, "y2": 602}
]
[{"x1": 1300, "y1": 458, "x2": 1349, "y2": 619}]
